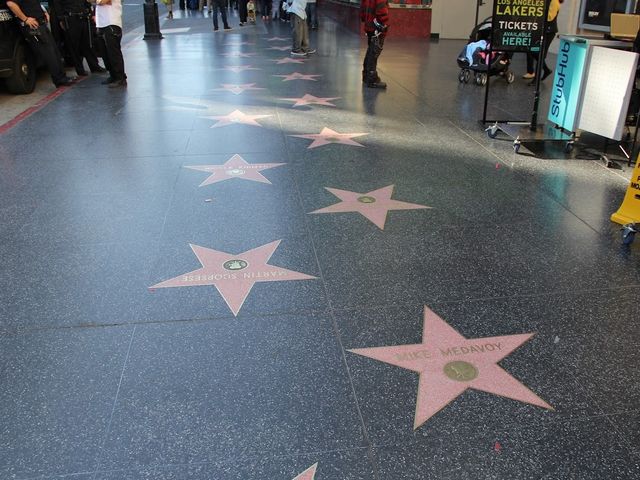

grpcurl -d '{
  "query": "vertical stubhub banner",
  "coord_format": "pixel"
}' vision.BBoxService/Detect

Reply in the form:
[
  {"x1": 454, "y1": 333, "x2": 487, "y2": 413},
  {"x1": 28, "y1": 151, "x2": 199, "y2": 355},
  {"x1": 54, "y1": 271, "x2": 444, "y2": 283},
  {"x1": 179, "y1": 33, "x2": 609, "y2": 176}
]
[
  {"x1": 547, "y1": 38, "x2": 588, "y2": 132},
  {"x1": 492, "y1": 0, "x2": 548, "y2": 52}
]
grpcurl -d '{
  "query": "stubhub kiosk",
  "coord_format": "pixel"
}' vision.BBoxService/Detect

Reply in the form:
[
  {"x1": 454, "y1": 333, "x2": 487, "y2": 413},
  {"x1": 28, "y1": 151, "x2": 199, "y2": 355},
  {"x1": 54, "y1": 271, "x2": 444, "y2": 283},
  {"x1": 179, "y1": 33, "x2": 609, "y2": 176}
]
[{"x1": 546, "y1": 36, "x2": 638, "y2": 156}]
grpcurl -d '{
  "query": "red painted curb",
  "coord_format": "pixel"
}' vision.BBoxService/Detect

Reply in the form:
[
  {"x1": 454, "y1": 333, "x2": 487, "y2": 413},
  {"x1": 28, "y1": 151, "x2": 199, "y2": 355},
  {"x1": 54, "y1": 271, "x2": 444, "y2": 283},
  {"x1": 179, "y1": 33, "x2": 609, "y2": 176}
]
[{"x1": 0, "y1": 84, "x2": 71, "y2": 135}]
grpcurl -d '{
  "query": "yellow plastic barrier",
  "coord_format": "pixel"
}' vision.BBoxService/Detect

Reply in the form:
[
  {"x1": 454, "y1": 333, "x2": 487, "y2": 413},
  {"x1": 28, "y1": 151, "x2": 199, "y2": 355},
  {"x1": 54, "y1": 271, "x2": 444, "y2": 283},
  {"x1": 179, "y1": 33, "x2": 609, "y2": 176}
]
[{"x1": 611, "y1": 156, "x2": 640, "y2": 225}]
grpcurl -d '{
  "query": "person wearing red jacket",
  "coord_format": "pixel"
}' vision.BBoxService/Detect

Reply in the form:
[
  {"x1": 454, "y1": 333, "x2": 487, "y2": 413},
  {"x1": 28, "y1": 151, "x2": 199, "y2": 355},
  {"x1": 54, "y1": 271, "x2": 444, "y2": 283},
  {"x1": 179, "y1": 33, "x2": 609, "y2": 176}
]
[{"x1": 360, "y1": 0, "x2": 388, "y2": 89}]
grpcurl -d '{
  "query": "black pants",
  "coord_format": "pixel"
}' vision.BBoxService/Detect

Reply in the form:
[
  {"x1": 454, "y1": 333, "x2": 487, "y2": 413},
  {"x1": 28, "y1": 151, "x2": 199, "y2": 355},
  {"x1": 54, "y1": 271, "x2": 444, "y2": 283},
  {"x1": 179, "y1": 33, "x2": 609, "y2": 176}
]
[
  {"x1": 97, "y1": 25, "x2": 126, "y2": 81},
  {"x1": 62, "y1": 15, "x2": 100, "y2": 74},
  {"x1": 21, "y1": 23, "x2": 68, "y2": 86},
  {"x1": 212, "y1": 0, "x2": 230, "y2": 28},
  {"x1": 526, "y1": 20, "x2": 557, "y2": 74},
  {"x1": 363, "y1": 31, "x2": 384, "y2": 83},
  {"x1": 238, "y1": 0, "x2": 247, "y2": 23},
  {"x1": 259, "y1": 0, "x2": 271, "y2": 16}
]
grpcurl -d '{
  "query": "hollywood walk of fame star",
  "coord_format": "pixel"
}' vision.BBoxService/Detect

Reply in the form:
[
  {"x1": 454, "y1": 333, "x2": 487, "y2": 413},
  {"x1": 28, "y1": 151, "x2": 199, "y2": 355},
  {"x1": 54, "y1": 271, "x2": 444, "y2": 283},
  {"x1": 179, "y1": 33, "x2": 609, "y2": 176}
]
[
  {"x1": 215, "y1": 83, "x2": 265, "y2": 95},
  {"x1": 221, "y1": 52, "x2": 256, "y2": 57},
  {"x1": 273, "y1": 57, "x2": 306, "y2": 64},
  {"x1": 150, "y1": 240, "x2": 316, "y2": 316},
  {"x1": 185, "y1": 154, "x2": 285, "y2": 186},
  {"x1": 280, "y1": 93, "x2": 340, "y2": 107},
  {"x1": 290, "y1": 127, "x2": 368, "y2": 149},
  {"x1": 292, "y1": 464, "x2": 317, "y2": 480},
  {"x1": 222, "y1": 65, "x2": 261, "y2": 73},
  {"x1": 268, "y1": 45, "x2": 291, "y2": 51},
  {"x1": 348, "y1": 306, "x2": 553, "y2": 429},
  {"x1": 266, "y1": 36, "x2": 289, "y2": 41},
  {"x1": 202, "y1": 109, "x2": 272, "y2": 128},
  {"x1": 310, "y1": 185, "x2": 430, "y2": 230},
  {"x1": 274, "y1": 72, "x2": 321, "y2": 82}
]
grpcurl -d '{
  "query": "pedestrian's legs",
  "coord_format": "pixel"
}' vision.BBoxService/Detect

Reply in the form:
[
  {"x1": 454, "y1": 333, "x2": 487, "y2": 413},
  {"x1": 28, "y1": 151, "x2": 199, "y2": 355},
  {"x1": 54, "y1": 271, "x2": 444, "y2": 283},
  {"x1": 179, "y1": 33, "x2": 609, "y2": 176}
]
[
  {"x1": 212, "y1": 0, "x2": 220, "y2": 28},
  {"x1": 62, "y1": 16, "x2": 87, "y2": 75},
  {"x1": 78, "y1": 17, "x2": 102, "y2": 71},
  {"x1": 363, "y1": 32, "x2": 385, "y2": 87},
  {"x1": 100, "y1": 25, "x2": 126, "y2": 81},
  {"x1": 24, "y1": 28, "x2": 69, "y2": 85},
  {"x1": 306, "y1": 2, "x2": 316, "y2": 28},
  {"x1": 291, "y1": 14, "x2": 304, "y2": 52},
  {"x1": 219, "y1": 0, "x2": 230, "y2": 27},
  {"x1": 300, "y1": 17, "x2": 309, "y2": 50},
  {"x1": 239, "y1": 0, "x2": 247, "y2": 23},
  {"x1": 525, "y1": 52, "x2": 534, "y2": 74}
]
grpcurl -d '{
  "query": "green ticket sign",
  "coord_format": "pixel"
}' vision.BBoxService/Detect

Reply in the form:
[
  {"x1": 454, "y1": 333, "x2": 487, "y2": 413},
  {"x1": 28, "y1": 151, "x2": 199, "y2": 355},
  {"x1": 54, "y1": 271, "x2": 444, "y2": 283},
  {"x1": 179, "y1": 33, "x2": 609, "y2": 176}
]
[{"x1": 491, "y1": 0, "x2": 548, "y2": 52}]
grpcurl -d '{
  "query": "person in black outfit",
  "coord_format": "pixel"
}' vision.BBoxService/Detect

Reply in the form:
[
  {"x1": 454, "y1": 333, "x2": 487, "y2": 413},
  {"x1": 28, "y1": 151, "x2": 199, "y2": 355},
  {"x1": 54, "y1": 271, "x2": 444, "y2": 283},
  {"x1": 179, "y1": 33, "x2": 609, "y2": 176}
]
[
  {"x1": 6, "y1": 0, "x2": 75, "y2": 87},
  {"x1": 238, "y1": 0, "x2": 247, "y2": 26},
  {"x1": 50, "y1": 0, "x2": 105, "y2": 76},
  {"x1": 212, "y1": 0, "x2": 231, "y2": 30}
]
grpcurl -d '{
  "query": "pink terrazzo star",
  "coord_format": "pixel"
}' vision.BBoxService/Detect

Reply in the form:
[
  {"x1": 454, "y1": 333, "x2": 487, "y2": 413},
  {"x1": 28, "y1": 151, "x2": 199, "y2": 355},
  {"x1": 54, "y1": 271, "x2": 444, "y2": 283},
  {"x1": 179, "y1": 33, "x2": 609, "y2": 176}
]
[
  {"x1": 281, "y1": 93, "x2": 340, "y2": 107},
  {"x1": 215, "y1": 83, "x2": 265, "y2": 95},
  {"x1": 310, "y1": 185, "x2": 429, "y2": 229},
  {"x1": 150, "y1": 240, "x2": 316, "y2": 316},
  {"x1": 274, "y1": 57, "x2": 306, "y2": 64},
  {"x1": 202, "y1": 109, "x2": 272, "y2": 128},
  {"x1": 292, "y1": 464, "x2": 317, "y2": 480},
  {"x1": 222, "y1": 65, "x2": 260, "y2": 73},
  {"x1": 349, "y1": 306, "x2": 553, "y2": 429},
  {"x1": 290, "y1": 127, "x2": 368, "y2": 149},
  {"x1": 274, "y1": 72, "x2": 321, "y2": 82},
  {"x1": 266, "y1": 36, "x2": 289, "y2": 41},
  {"x1": 185, "y1": 154, "x2": 284, "y2": 186},
  {"x1": 268, "y1": 45, "x2": 291, "y2": 51}
]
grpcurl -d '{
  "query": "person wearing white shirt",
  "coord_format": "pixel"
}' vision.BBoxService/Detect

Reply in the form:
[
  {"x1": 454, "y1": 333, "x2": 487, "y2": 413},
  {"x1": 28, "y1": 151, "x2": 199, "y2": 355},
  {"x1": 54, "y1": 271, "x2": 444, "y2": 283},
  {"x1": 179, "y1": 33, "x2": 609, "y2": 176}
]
[{"x1": 95, "y1": 0, "x2": 127, "y2": 87}]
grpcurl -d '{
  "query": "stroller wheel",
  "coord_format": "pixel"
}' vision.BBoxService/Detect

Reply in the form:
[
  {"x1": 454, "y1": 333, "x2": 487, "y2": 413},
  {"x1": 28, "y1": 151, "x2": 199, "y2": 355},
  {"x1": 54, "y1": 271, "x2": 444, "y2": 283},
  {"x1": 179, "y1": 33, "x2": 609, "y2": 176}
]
[
  {"x1": 458, "y1": 70, "x2": 465, "y2": 83},
  {"x1": 506, "y1": 71, "x2": 515, "y2": 84},
  {"x1": 463, "y1": 69, "x2": 470, "y2": 83},
  {"x1": 479, "y1": 73, "x2": 488, "y2": 86}
]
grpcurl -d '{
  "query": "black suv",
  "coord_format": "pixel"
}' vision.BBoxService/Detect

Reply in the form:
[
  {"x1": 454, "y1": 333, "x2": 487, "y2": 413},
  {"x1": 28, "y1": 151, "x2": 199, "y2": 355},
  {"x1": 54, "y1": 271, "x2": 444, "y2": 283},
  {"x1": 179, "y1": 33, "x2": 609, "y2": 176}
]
[{"x1": 0, "y1": 0, "x2": 37, "y2": 94}]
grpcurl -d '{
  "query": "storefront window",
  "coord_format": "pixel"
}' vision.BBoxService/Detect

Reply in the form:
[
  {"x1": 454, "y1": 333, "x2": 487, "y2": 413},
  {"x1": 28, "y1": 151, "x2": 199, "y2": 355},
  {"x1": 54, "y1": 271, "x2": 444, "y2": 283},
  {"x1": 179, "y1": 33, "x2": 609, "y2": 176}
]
[{"x1": 579, "y1": 0, "x2": 634, "y2": 31}]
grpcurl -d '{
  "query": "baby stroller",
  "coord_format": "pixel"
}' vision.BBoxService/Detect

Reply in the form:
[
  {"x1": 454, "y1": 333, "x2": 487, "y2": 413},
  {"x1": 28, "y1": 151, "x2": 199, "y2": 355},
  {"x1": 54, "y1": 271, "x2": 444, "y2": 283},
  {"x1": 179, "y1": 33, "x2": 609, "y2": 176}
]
[{"x1": 456, "y1": 17, "x2": 514, "y2": 86}]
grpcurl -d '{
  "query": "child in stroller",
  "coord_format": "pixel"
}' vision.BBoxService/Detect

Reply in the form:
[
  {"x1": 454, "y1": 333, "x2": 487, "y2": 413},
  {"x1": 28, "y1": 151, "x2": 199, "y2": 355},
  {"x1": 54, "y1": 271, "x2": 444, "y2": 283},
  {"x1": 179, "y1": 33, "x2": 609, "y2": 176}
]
[{"x1": 456, "y1": 17, "x2": 515, "y2": 86}]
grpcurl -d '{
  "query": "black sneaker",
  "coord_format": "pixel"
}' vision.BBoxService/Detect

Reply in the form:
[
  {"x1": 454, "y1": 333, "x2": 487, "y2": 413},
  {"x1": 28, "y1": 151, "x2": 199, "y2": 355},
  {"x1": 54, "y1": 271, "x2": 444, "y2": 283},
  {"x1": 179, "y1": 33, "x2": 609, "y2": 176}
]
[
  {"x1": 213, "y1": 26, "x2": 219, "y2": 31},
  {"x1": 224, "y1": 25, "x2": 232, "y2": 30},
  {"x1": 108, "y1": 79, "x2": 127, "y2": 88},
  {"x1": 101, "y1": 77, "x2": 116, "y2": 85},
  {"x1": 303, "y1": 48, "x2": 316, "y2": 55},
  {"x1": 55, "y1": 76, "x2": 75, "y2": 87},
  {"x1": 290, "y1": 50, "x2": 306, "y2": 57},
  {"x1": 366, "y1": 80, "x2": 387, "y2": 89}
]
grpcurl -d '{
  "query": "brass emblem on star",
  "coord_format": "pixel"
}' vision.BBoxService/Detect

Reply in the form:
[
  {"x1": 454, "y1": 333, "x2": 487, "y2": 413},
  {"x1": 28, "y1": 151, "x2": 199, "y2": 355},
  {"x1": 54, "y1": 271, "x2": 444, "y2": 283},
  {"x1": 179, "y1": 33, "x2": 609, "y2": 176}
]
[
  {"x1": 223, "y1": 259, "x2": 248, "y2": 271},
  {"x1": 443, "y1": 361, "x2": 478, "y2": 382},
  {"x1": 226, "y1": 169, "x2": 246, "y2": 176},
  {"x1": 357, "y1": 195, "x2": 377, "y2": 204}
]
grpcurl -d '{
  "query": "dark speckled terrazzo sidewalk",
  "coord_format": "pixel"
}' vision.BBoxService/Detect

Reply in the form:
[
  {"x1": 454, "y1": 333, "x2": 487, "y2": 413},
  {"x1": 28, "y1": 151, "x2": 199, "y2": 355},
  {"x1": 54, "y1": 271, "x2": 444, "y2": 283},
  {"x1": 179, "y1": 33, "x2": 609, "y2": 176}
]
[{"x1": 1, "y1": 9, "x2": 640, "y2": 480}]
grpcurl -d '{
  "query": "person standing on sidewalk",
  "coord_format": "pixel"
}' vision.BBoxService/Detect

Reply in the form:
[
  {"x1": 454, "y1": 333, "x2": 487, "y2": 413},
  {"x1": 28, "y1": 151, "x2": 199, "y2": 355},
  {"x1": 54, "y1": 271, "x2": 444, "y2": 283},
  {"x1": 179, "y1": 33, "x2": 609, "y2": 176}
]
[
  {"x1": 523, "y1": 0, "x2": 563, "y2": 83},
  {"x1": 6, "y1": 0, "x2": 75, "y2": 87},
  {"x1": 360, "y1": 0, "x2": 388, "y2": 88},
  {"x1": 95, "y1": 0, "x2": 127, "y2": 87},
  {"x1": 212, "y1": 0, "x2": 232, "y2": 30},
  {"x1": 286, "y1": 0, "x2": 314, "y2": 56},
  {"x1": 51, "y1": 0, "x2": 105, "y2": 76},
  {"x1": 305, "y1": 0, "x2": 316, "y2": 29}
]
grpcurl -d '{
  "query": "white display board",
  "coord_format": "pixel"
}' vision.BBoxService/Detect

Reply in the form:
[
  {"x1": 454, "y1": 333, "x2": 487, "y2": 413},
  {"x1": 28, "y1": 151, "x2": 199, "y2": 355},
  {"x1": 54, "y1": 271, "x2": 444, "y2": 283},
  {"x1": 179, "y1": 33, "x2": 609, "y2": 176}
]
[{"x1": 577, "y1": 46, "x2": 638, "y2": 141}]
